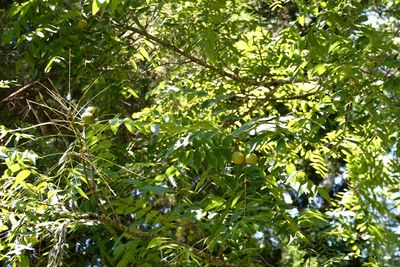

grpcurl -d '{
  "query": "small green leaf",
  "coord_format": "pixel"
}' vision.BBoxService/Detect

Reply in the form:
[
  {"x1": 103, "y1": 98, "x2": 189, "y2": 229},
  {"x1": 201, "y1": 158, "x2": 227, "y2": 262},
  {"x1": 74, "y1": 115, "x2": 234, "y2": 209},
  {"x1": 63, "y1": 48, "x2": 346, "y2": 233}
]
[
  {"x1": 45, "y1": 56, "x2": 64, "y2": 73},
  {"x1": 124, "y1": 120, "x2": 135, "y2": 133},
  {"x1": 231, "y1": 194, "x2": 241, "y2": 208},
  {"x1": 286, "y1": 163, "x2": 296, "y2": 175},
  {"x1": 9, "y1": 163, "x2": 21, "y2": 173},
  {"x1": 204, "y1": 28, "x2": 217, "y2": 63},
  {"x1": 13, "y1": 170, "x2": 31, "y2": 188},
  {"x1": 147, "y1": 237, "x2": 169, "y2": 249},
  {"x1": 311, "y1": 64, "x2": 329, "y2": 76},
  {"x1": 139, "y1": 47, "x2": 150, "y2": 60},
  {"x1": 110, "y1": 0, "x2": 119, "y2": 14},
  {"x1": 20, "y1": 254, "x2": 30, "y2": 267},
  {"x1": 318, "y1": 187, "x2": 331, "y2": 204},
  {"x1": 8, "y1": 3, "x2": 24, "y2": 17},
  {"x1": 74, "y1": 186, "x2": 89, "y2": 199},
  {"x1": 109, "y1": 118, "x2": 122, "y2": 134},
  {"x1": 297, "y1": 15, "x2": 305, "y2": 26},
  {"x1": 92, "y1": 0, "x2": 101, "y2": 15}
]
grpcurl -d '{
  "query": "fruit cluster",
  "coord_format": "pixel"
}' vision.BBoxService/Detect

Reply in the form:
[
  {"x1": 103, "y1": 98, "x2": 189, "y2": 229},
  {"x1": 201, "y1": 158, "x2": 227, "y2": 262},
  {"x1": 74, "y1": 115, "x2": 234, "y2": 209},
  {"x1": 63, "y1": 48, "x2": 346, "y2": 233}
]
[
  {"x1": 231, "y1": 151, "x2": 258, "y2": 165},
  {"x1": 80, "y1": 106, "x2": 97, "y2": 126}
]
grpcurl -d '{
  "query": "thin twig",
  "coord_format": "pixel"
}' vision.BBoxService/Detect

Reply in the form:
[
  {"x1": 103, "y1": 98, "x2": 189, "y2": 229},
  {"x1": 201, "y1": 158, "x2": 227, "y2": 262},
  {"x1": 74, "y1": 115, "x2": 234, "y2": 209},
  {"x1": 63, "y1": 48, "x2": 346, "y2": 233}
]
[{"x1": 1, "y1": 81, "x2": 38, "y2": 103}]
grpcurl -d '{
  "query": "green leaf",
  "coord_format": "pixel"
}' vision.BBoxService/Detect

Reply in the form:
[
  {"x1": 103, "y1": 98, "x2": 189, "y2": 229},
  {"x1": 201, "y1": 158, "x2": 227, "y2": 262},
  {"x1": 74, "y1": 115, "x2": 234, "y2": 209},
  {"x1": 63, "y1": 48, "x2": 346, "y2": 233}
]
[
  {"x1": 8, "y1": 3, "x2": 24, "y2": 17},
  {"x1": 124, "y1": 119, "x2": 136, "y2": 133},
  {"x1": 318, "y1": 187, "x2": 331, "y2": 204},
  {"x1": 286, "y1": 163, "x2": 296, "y2": 175},
  {"x1": 109, "y1": 118, "x2": 122, "y2": 134},
  {"x1": 20, "y1": 254, "x2": 30, "y2": 267},
  {"x1": 231, "y1": 194, "x2": 241, "y2": 208},
  {"x1": 13, "y1": 170, "x2": 31, "y2": 188},
  {"x1": 204, "y1": 28, "x2": 217, "y2": 63},
  {"x1": 110, "y1": 0, "x2": 119, "y2": 14},
  {"x1": 297, "y1": 15, "x2": 305, "y2": 26},
  {"x1": 44, "y1": 56, "x2": 64, "y2": 73},
  {"x1": 139, "y1": 47, "x2": 150, "y2": 61},
  {"x1": 311, "y1": 64, "x2": 328, "y2": 77},
  {"x1": 74, "y1": 186, "x2": 89, "y2": 200},
  {"x1": 92, "y1": 0, "x2": 101, "y2": 15},
  {"x1": 147, "y1": 237, "x2": 169, "y2": 249},
  {"x1": 9, "y1": 163, "x2": 21, "y2": 173}
]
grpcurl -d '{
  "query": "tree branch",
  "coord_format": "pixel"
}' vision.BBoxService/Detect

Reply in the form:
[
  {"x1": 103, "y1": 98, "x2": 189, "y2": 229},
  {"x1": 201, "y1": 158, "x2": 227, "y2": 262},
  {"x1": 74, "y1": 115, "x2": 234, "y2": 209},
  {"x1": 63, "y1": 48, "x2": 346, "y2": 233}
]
[
  {"x1": 74, "y1": 213, "x2": 151, "y2": 238},
  {"x1": 1, "y1": 81, "x2": 38, "y2": 103},
  {"x1": 124, "y1": 25, "x2": 293, "y2": 88},
  {"x1": 232, "y1": 90, "x2": 318, "y2": 102}
]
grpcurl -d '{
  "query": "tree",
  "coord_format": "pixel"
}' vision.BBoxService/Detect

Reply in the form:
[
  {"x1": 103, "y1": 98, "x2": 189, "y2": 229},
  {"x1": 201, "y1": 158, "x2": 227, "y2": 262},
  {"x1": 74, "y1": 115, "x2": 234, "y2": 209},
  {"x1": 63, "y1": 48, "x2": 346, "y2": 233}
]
[{"x1": 0, "y1": 0, "x2": 399, "y2": 266}]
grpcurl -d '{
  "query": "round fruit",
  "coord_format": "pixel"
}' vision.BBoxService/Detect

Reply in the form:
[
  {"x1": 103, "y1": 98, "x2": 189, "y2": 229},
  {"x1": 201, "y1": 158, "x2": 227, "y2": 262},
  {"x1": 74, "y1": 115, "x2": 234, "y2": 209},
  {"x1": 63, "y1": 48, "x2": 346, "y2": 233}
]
[
  {"x1": 77, "y1": 20, "x2": 88, "y2": 30},
  {"x1": 245, "y1": 153, "x2": 258, "y2": 165},
  {"x1": 86, "y1": 106, "x2": 97, "y2": 114},
  {"x1": 81, "y1": 112, "x2": 94, "y2": 125},
  {"x1": 231, "y1": 151, "x2": 245, "y2": 165}
]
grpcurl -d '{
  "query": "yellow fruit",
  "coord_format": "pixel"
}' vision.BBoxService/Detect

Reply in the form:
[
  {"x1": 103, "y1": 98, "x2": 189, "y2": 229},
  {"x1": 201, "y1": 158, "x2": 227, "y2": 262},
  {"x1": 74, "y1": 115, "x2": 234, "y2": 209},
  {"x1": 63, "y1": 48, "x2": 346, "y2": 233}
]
[
  {"x1": 81, "y1": 112, "x2": 94, "y2": 125},
  {"x1": 77, "y1": 20, "x2": 88, "y2": 30},
  {"x1": 245, "y1": 153, "x2": 258, "y2": 165},
  {"x1": 232, "y1": 151, "x2": 245, "y2": 165},
  {"x1": 86, "y1": 106, "x2": 97, "y2": 114}
]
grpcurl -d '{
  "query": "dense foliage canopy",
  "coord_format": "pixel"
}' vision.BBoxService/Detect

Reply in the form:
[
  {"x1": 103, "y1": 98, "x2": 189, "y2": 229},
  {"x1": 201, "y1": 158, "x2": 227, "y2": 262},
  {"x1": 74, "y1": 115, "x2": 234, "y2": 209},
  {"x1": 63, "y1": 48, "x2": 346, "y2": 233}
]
[{"x1": 1, "y1": 0, "x2": 400, "y2": 266}]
